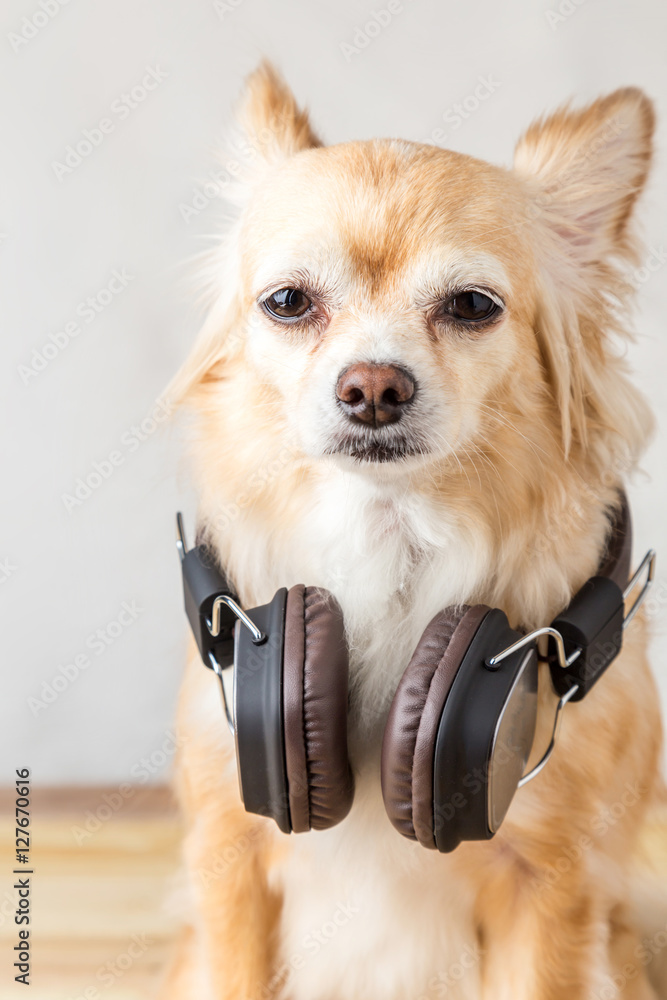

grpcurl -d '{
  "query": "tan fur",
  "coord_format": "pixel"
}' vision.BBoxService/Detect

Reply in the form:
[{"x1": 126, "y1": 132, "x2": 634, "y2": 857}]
[{"x1": 162, "y1": 64, "x2": 665, "y2": 999}]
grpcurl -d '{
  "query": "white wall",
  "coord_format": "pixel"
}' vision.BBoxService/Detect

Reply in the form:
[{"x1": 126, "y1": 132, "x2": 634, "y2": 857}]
[{"x1": 2, "y1": 0, "x2": 666, "y2": 784}]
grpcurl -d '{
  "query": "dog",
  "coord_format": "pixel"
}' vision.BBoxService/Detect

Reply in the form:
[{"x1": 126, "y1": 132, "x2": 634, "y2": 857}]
[{"x1": 160, "y1": 63, "x2": 666, "y2": 1000}]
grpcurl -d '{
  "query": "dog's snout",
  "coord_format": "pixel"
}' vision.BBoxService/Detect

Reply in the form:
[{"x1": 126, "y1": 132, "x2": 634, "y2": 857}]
[{"x1": 336, "y1": 363, "x2": 415, "y2": 427}]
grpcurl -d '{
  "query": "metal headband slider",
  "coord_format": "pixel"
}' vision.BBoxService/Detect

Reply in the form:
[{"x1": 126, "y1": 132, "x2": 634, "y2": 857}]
[
  {"x1": 485, "y1": 549, "x2": 656, "y2": 789},
  {"x1": 622, "y1": 549, "x2": 656, "y2": 629},
  {"x1": 207, "y1": 595, "x2": 266, "y2": 645},
  {"x1": 486, "y1": 626, "x2": 577, "y2": 672},
  {"x1": 176, "y1": 511, "x2": 266, "y2": 664}
]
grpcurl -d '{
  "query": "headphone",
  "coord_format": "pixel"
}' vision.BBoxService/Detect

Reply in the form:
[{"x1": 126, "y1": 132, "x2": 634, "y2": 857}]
[{"x1": 176, "y1": 495, "x2": 654, "y2": 853}]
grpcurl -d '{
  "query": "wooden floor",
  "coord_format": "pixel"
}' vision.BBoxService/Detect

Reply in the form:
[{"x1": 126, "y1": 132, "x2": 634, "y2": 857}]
[
  {"x1": 0, "y1": 787, "x2": 665, "y2": 999},
  {"x1": 0, "y1": 786, "x2": 183, "y2": 1000}
]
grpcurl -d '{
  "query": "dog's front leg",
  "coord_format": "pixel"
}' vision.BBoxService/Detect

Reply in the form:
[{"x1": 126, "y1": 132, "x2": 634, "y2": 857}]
[
  {"x1": 164, "y1": 657, "x2": 284, "y2": 1000},
  {"x1": 181, "y1": 808, "x2": 282, "y2": 1000},
  {"x1": 474, "y1": 862, "x2": 616, "y2": 1000}
]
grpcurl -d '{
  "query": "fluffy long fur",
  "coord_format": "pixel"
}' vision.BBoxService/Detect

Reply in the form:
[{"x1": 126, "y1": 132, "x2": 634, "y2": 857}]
[{"x1": 160, "y1": 64, "x2": 665, "y2": 1000}]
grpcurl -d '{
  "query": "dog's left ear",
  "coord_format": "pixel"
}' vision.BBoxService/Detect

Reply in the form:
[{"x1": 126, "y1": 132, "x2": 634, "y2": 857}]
[
  {"x1": 512, "y1": 90, "x2": 655, "y2": 456},
  {"x1": 514, "y1": 87, "x2": 654, "y2": 263},
  {"x1": 236, "y1": 60, "x2": 321, "y2": 166}
]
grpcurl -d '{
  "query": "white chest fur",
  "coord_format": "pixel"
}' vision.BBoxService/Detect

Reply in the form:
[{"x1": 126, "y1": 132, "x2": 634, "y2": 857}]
[
  {"x1": 271, "y1": 785, "x2": 482, "y2": 1000},
  {"x1": 254, "y1": 470, "x2": 492, "y2": 736},
  {"x1": 218, "y1": 469, "x2": 493, "y2": 1000}
]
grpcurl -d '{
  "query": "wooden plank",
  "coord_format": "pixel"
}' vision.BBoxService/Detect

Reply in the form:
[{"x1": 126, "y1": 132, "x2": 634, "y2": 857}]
[
  {"x1": 0, "y1": 787, "x2": 664, "y2": 998},
  {"x1": 0, "y1": 786, "x2": 183, "y2": 999}
]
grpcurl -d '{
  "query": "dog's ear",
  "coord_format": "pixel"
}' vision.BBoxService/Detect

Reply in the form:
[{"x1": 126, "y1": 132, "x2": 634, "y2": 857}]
[
  {"x1": 236, "y1": 61, "x2": 321, "y2": 166},
  {"x1": 512, "y1": 90, "x2": 655, "y2": 457},
  {"x1": 514, "y1": 87, "x2": 654, "y2": 263},
  {"x1": 167, "y1": 64, "x2": 321, "y2": 408}
]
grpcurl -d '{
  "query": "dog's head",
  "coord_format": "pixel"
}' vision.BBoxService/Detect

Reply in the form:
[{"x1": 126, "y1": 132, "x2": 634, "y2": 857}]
[{"x1": 175, "y1": 64, "x2": 653, "y2": 510}]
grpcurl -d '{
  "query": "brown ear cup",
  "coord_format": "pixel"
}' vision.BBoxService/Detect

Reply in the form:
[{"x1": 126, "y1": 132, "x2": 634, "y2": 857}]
[
  {"x1": 381, "y1": 604, "x2": 490, "y2": 848},
  {"x1": 282, "y1": 585, "x2": 354, "y2": 832}
]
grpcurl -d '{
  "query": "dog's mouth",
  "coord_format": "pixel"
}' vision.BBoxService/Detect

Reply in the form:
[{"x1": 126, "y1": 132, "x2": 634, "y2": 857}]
[{"x1": 324, "y1": 432, "x2": 428, "y2": 464}]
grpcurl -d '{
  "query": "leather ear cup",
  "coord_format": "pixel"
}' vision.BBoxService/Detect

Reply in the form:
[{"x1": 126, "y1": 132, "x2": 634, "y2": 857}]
[
  {"x1": 282, "y1": 585, "x2": 354, "y2": 832},
  {"x1": 381, "y1": 604, "x2": 490, "y2": 849}
]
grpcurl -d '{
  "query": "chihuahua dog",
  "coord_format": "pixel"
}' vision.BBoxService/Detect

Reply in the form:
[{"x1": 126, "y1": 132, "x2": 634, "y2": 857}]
[{"x1": 161, "y1": 64, "x2": 666, "y2": 1000}]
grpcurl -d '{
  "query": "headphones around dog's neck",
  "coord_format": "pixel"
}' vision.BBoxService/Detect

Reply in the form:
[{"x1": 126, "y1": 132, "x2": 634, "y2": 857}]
[{"x1": 175, "y1": 493, "x2": 654, "y2": 852}]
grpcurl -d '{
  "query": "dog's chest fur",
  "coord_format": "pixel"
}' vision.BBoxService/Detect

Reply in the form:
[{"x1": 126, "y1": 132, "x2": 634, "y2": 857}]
[
  {"x1": 271, "y1": 794, "x2": 481, "y2": 1000},
  {"x1": 215, "y1": 472, "x2": 496, "y2": 1000},
  {"x1": 233, "y1": 470, "x2": 493, "y2": 747}
]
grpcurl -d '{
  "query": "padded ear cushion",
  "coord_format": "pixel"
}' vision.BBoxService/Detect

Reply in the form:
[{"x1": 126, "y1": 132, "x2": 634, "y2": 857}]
[
  {"x1": 381, "y1": 604, "x2": 491, "y2": 849},
  {"x1": 283, "y1": 585, "x2": 354, "y2": 832}
]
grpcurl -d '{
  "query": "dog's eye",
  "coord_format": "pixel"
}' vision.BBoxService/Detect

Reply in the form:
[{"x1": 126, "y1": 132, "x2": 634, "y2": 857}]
[
  {"x1": 262, "y1": 288, "x2": 311, "y2": 319},
  {"x1": 442, "y1": 291, "x2": 501, "y2": 324}
]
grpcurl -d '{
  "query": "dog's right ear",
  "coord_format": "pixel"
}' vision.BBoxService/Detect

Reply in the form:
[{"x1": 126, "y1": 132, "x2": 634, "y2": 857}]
[
  {"x1": 166, "y1": 64, "x2": 321, "y2": 408},
  {"x1": 235, "y1": 61, "x2": 321, "y2": 170}
]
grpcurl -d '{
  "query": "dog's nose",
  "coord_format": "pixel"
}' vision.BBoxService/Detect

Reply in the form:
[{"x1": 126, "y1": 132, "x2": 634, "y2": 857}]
[{"x1": 336, "y1": 363, "x2": 415, "y2": 426}]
